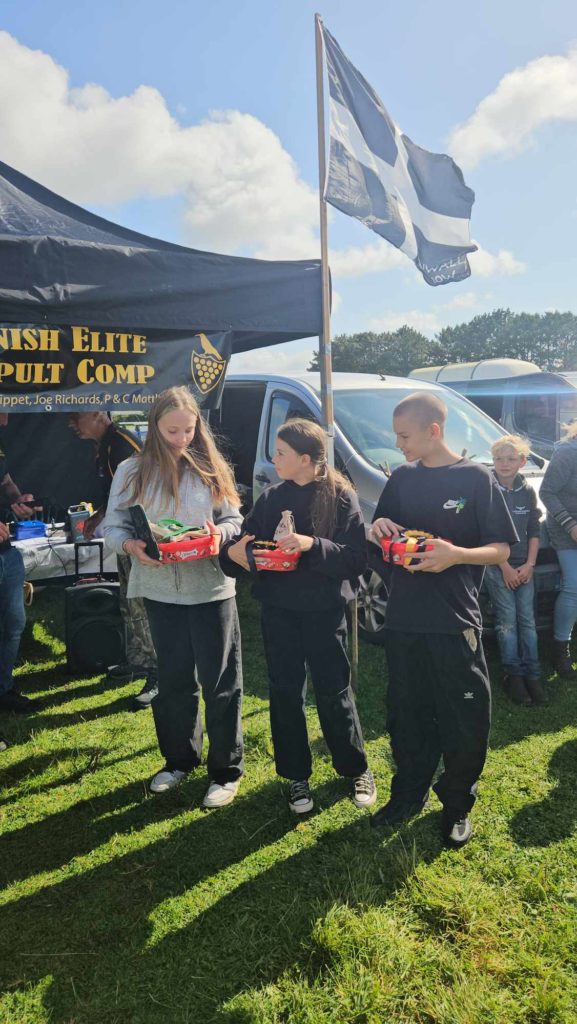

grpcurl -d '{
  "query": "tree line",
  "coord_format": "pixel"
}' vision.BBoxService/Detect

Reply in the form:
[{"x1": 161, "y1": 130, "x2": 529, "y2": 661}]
[{"x1": 308, "y1": 309, "x2": 577, "y2": 376}]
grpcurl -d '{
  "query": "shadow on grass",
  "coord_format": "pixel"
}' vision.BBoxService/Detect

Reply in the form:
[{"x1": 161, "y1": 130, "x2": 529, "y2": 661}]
[
  {"x1": 0, "y1": 745, "x2": 156, "y2": 807},
  {"x1": 0, "y1": 780, "x2": 442, "y2": 1024},
  {"x1": 17, "y1": 674, "x2": 122, "y2": 707},
  {"x1": 509, "y1": 738, "x2": 577, "y2": 847}
]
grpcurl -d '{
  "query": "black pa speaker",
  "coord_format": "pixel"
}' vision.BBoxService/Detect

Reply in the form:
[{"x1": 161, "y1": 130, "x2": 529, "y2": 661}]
[{"x1": 65, "y1": 542, "x2": 126, "y2": 673}]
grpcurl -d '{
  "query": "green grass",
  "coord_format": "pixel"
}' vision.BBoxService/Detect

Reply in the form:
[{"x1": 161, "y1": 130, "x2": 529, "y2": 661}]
[{"x1": 1, "y1": 580, "x2": 577, "y2": 1024}]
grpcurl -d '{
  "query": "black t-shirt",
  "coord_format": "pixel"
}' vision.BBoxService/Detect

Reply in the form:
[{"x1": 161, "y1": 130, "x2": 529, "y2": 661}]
[{"x1": 373, "y1": 458, "x2": 518, "y2": 634}]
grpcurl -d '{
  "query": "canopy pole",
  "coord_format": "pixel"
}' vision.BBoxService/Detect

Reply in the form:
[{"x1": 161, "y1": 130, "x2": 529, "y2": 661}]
[
  {"x1": 315, "y1": 14, "x2": 358, "y2": 689},
  {"x1": 315, "y1": 12, "x2": 334, "y2": 468}
]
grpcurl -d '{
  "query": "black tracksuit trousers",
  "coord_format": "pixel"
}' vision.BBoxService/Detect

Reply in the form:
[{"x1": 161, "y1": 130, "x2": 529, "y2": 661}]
[
  {"x1": 261, "y1": 604, "x2": 368, "y2": 782},
  {"x1": 384, "y1": 629, "x2": 491, "y2": 814},
  {"x1": 144, "y1": 597, "x2": 243, "y2": 783}
]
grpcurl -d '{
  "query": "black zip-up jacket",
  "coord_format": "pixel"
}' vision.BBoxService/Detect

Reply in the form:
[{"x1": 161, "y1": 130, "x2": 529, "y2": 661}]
[
  {"x1": 492, "y1": 471, "x2": 541, "y2": 566},
  {"x1": 97, "y1": 423, "x2": 141, "y2": 508},
  {"x1": 220, "y1": 478, "x2": 367, "y2": 611},
  {"x1": 0, "y1": 446, "x2": 10, "y2": 551}
]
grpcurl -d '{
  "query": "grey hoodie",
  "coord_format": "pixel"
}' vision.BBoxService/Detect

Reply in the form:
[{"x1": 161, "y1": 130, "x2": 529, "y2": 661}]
[{"x1": 104, "y1": 457, "x2": 243, "y2": 605}]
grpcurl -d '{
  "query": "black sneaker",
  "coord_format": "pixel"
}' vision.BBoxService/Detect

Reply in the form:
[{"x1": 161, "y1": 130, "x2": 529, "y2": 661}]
[
  {"x1": 288, "y1": 780, "x2": 314, "y2": 814},
  {"x1": 0, "y1": 690, "x2": 42, "y2": 714},
  {"x1": 370, "y1": 798, "x2": 425, "y2": 829},
  {"x1": 133, "y1": 676, "x2": 159, "y2": 708},
  {"x1": 352, "y1": 768, "x2": 377, "y2": 808},
  {"x1": 525, "y1": 677, "x2": 548, "y2": 706},
  {"x1": 107, "y1": 663, "x2": 146, "y2": 684},
  {"x1": 442, "y1": 809, "x2": 473, "y2": 849}
]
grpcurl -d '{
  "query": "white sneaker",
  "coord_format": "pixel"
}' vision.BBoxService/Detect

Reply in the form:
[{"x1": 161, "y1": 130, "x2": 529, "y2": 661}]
[
  {"x1": 149, "y1": 768, "x2": 186, "y2": 793},
  {"x1": 288, "y1": 780, "x2": 314, "y2": 814},
  {"x1": 202, "y1": 780, "x2": 240, "y2": 808},
  {"x1": 352, "y1": 769, "x2": 377, "y2": 809}
]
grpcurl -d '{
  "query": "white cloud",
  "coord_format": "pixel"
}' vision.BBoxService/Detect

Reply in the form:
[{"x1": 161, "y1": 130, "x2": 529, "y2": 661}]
[
  {"x1": 368, "y1": 291, "x2": 483, "y2": 336},
  {"x1": 0, "y1": 31, "x2": 529, "y2": 279},
  {"x1": 0, "y1": 31, "x2": 319, "y2": 260},
  {"x1": 469, "y1": 245, "x2": 526, "y2": 277},
  {"x1": 229, "y1": 340, "x2": 316, "y2": 375},
  {"x1": 368, "y1": 309, "x2": 444, "y2": 334},
  {"x1": 330, "y1": 238, "x2": 525, "y2": 282},
  {"x1": 449, "y1": 46, "x2": 577, "y2": 169},
  {"x1": 445, "y1": 290, "x2": 478, "y2": 309},
  {"x1": 329, "y1": 242, "x2": 405, "y2": 278}
]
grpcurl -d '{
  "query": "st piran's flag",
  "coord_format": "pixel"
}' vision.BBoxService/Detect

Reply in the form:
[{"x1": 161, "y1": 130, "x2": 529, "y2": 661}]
[{"x1": 321, "y1": 25, "x2": 477, "y2": 286}]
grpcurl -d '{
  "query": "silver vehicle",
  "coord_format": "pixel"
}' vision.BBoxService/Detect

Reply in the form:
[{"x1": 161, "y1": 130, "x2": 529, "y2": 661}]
[
  {"x1": 210, "y1": 372, "x2": 559, "y2": 644},
  {"x1": 410, "y1": 358, "x2": 577, "y2": 461}
]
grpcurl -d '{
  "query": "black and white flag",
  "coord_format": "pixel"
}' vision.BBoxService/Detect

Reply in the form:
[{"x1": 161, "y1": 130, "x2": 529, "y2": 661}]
[{"x1": 322, "y1": 25, "x2": 477, "y2": 286}]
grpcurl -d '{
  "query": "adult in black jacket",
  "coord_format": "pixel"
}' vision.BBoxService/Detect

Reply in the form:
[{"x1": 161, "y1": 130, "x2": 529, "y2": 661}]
[
  {"x1": 221, "y1": 418, "x2": 376, "y2": 815},
  {"x1": 69, "y1": 413, "x2": 157, "y2": 701},
  {"x1": 0, "y1": 413, "x2": 41, "y2": 715},
  {"x1": 540, "y1": 425, "x2": 577, "y2": 676}
]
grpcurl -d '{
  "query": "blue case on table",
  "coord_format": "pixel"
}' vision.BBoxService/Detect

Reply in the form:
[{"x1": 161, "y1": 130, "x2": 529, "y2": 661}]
[{"x1": 15, "y1": 520, "x2": 47, "y2": 540}]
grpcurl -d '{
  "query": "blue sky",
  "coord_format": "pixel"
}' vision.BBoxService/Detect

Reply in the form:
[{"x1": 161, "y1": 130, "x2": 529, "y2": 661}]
[{"x1": 2, "y1": 0, "x2": 577, "y2": 371}]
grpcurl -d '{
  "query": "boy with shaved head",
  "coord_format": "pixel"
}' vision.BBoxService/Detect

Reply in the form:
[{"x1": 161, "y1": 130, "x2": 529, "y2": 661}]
[{"x1": 370, "y1": 391, "x2": 518, "y2": 848}]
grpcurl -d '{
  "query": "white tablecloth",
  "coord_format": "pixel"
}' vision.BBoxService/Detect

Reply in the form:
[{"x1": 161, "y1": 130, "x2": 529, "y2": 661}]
[{"x1": 12, "y1": 535, "x2": 117, "y2": 583}]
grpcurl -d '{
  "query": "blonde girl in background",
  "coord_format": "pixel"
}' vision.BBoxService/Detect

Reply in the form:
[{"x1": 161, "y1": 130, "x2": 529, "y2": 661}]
[{"x1": 486, "y1": 435, "x2": 544, "y2": 705}]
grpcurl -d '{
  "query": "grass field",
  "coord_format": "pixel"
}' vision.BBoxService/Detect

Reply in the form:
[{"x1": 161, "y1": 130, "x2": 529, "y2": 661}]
[{"x1": 1, "y1": 580, "x2": 577, "y2": 1024}]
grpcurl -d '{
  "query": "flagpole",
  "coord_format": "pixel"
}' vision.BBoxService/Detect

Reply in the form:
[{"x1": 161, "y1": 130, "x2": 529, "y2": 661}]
[
  {"x1": 315, "y1": 14, "x2": 359, "y2": 688},
  {"x1": 314, "y1": 12, "x2": 334, "y2": 468}
]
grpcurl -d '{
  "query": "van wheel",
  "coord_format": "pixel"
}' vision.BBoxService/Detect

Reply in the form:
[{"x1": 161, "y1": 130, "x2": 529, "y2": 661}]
[{"x1": 357, "y1": 561, "x2": 389, "y2": 646}]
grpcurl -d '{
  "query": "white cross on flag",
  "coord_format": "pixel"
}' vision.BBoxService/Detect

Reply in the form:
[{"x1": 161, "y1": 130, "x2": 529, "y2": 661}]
[{"x1": 322, "y1": 25, "x2": 477, "y2": 286}]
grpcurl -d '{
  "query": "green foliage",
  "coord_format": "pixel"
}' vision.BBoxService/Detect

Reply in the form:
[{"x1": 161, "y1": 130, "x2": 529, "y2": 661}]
[
  {"x1": 309, "y1": 309, "x2": 577, "y2": 376},
  {"x1": 308, "y1": 327, "x2": 442, "y2": 377},
  {"x1": 436, "y1": 310, "x2": 577, "y2": 371},
  {"x1": 1, "y1": 585, "x2": 577, "y2": 1023}
]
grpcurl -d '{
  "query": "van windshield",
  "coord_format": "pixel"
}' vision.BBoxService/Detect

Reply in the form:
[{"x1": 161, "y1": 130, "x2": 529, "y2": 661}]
[{"x1": 333, "y1": 387, "x2": 516, "y2": 472}]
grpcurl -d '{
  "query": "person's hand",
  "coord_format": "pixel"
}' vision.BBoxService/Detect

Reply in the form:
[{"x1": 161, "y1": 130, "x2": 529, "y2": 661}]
[
  {"x1": 227, "y1": 534, "x2": 255, "y2": 571},
  {"x1": 122, "y1": 538, "x2": 163, "y2": 567},
  {"x1": 370, "y1": 518, "x2": 405, "y2": 541},
  {"x1": 570, "y1": 524, "x2": 577, "y2": 544},
  {"x1": 409, "y1": 537, "x2": 459, "y2": 574},
  {"x1": 516, "y1": 562, "x2": 534, "y2": 585},
  {"x1": 0, "y1": 521, "x2": 9, "y2": 543},
  {"x1": 277, "y1": 532, "x2": 314, "y2": 554},
  {"x1": 83, "y1": 510, "x2": 104, "y2": 542},
  {"x1": 11, "y1": 494, "x2": 35, "y2": 520},
  {"x1": 501, "y1": 561, "x2": 521, "y2": 590},
  {"x1": 205, "y1": 520, "x2": 222, "y2": 553}
]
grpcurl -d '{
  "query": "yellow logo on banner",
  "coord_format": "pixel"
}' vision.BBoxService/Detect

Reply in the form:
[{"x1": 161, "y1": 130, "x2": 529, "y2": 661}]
[{"x1": 191, "y1": 333, "x2": 226, "y2": 395}]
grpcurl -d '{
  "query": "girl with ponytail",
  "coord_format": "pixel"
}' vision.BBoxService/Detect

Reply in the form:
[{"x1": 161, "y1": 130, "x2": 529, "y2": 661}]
[{"x1": 222, "y1": 418, "x2": 376, "y2": 814}]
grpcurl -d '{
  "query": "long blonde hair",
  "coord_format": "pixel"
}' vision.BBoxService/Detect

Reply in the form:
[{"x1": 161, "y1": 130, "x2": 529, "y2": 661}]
[
  {"x1": 276, "y1": 418, "x2": 352, "y2": 539},
  {"x1": 123, "y1": 386, "x2": 240, "y2": 509}
]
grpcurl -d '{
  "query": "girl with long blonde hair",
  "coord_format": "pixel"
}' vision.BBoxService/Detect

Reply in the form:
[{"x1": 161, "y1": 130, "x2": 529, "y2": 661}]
[
  {"x1": 222, "y1": 418, "x2": 375, "y2": 815},
  {"x1": 104, "y1": 387, "x2": 244, "y2": 807}
]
